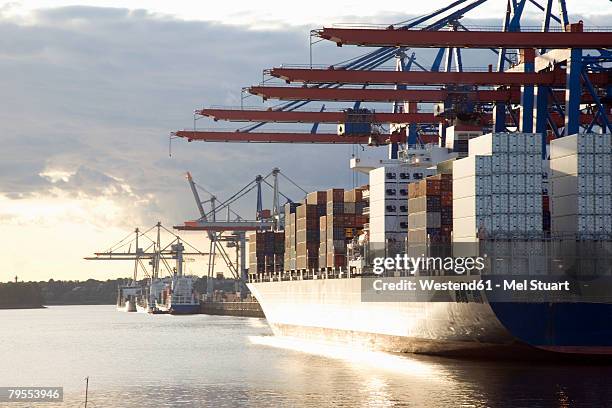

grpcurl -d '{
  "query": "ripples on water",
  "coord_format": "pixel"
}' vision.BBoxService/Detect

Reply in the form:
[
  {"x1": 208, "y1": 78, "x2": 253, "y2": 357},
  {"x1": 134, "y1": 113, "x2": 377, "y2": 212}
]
[{"x1": 1, "y1": 305, "x2": 611, "y2": 407}]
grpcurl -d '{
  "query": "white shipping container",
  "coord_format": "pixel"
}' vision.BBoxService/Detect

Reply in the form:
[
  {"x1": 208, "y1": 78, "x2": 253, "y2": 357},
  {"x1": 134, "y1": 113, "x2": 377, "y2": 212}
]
[
  {"x1": 582, "y1": 133, "x2": 595, "y2": 153},
  {"x1": 468, "y1": 132, "x2": 508, "y2": 155},
  {"x1": 525, "y1": 174, "x2": 542, "y2": 193},
  {"x1": 525, "y1": 134, "x2": 542, "y2": 154},
  {"x1": 408, "y1": 212, "x2": 441, "y2": 229},
  {"x1": 594, "y1": 215, "x2": 608, "y2": 233},
  {"x1": 552, "y1": 214, "x2": 574, "y2": 233},
  {"x1": 508, "y1": 133, "x2": 525, "y2": 153},
  {"x1": 453, "y1": 175, "x2": 492, "y2": 199},
  {"x1": 453, "y1": 216, "x2": 491, "y2": 238},
  {"x1": 593, "y1": 134, "x2": 605, "y2": 153},
  {"x1": 551, "y1": 194, "x2": 577, "y2": 217},
  {"x1": 581, "y1": 174, "x2": 596, "y2": 194},
  {"x1": 509, "y1": 213, "x2": 526, "y2": 231},
  {"x1": 549, "y1": 158, "x2": 568, "y2": 180},
  {"x1": 509, "y1": 174, "x2": 526, "y2": 193},
  {"x1": 594, "y1": 195, "x2": 608, "y2": 215},
  {"x1": 605, "y1": 134, "x2": 612, "y2": 150},
  {"x1": 604, "y1": 215, "x2": 612, "y2": 233},
  {"x1": 579, "y1": 215, "x2": 595, "y2": 233},
  {"x1": 453, "y1": 196, "x2": 491, "y2": 218},
  {"x1": 552, "y1": 214, "x2": 594, "y2": 234},
  {"x1": 595, "y1": 174, "x2": 612, "y2": 194},
  {"x1": 492, "y1": 194, "x2": 509, "y2": 213},
  {"x1": 550, "y1": 176, "x2": 570, "y2": 197},
  {"x1": 491, "y1": 213, "x2": 509, "y2": 232},
  {"x1": 492, "y1": 132, "x2": 510, "y2": 152},
  {"x1": 491, "y1": 154, "x2": 509, "y2": 174},
  {"x1": 492, "y1": 174, "x2": 509, "y2": 193},
  {"x1": 508, "y1": 154, "x2": 525, "y2": 173},
  {"x1": 525, "y1": 194, "x2": 541, "y2": 213},
  {"x1": 476, "y1": 195, "x2": 492, "y2": 216},
  {"x1": 526, "y1": 213, "x2": 543, "y2": 231},
  {"x1": 579, "y1": 154, "x2": 595, "y2": 174},
  {"x1": 525, "y1": 154, "x2": 542, "y2": 174},
  {"x1": 453, "y1": 216, "x2": 475, "y2": 238},
  {"x1": 509, "y1": 194, "x2": 526, "y2": 213},
  {"x1": 550, "y1": 154, "x2": 595, "y2": 178},
  {"x1": 550, "y1": 133, "x2": 592, "y2": 159},
  {"x1": 579, "y1": 195, "x2": 595, "y2": 215},
  {"x1": 550, "y1": 136, "x2": 575, "y2": 160},
  {"x1": 594, "y1": 154, "x2": 612, "y2": 174},
  {"x1": 453, "y1": 155, "x2": 492, "y2": 178}
]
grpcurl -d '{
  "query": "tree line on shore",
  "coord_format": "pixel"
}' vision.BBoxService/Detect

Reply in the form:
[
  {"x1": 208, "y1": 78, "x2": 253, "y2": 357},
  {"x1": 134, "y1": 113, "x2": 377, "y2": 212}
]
[
  {"x1": 0, "y1": 279, "x2": 129, "y2": 307},
  {"x1": 1, "y1": 276, "x2": 240, "y2": 308}
]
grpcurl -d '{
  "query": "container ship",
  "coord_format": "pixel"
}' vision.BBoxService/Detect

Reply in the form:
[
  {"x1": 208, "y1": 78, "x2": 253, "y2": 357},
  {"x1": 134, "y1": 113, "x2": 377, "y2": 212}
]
[
  {"x1": 247, "y1": 132, "x2": 612, "y2": 357},
  {"x1": 167, "y1": 4, "x2": 612, "y2": 356}
]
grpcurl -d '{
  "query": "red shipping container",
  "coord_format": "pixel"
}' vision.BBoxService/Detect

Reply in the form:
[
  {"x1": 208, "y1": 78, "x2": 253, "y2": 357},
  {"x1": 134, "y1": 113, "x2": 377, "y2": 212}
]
[
  {"x1": 440, "y1": 191, "x2": 453, "y2": 207},
  {"x1": 326, "y1": 188, "x2": 345, "y2": 203}
]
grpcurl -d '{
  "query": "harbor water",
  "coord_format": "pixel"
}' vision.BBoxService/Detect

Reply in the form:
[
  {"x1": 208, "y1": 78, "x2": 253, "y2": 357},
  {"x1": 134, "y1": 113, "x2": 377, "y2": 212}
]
[{"x1": 1, "y1": 305, "x2": 611, "y2": 407}]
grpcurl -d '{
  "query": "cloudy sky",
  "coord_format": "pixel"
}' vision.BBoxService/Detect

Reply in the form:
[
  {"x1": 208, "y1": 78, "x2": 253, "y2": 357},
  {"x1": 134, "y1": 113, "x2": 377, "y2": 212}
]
[{"x1": 0, "y1": 0, "x2": 610, "y2": 282}]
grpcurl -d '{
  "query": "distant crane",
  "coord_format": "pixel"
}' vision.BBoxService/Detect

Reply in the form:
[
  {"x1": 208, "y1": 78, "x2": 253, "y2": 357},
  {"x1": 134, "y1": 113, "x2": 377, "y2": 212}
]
[
  {"x1": 85, "y1": 222, "x2": 209, "y2": 282},
  {"x1": 176, "y1": 169, "x2": 305, "y2": 296}
]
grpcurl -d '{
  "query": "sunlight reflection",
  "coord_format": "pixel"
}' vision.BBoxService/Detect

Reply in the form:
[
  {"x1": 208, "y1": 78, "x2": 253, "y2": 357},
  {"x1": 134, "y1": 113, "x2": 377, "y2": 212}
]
[{"x1": 249, "y1": 335, "x2": 452, "y2": 384}]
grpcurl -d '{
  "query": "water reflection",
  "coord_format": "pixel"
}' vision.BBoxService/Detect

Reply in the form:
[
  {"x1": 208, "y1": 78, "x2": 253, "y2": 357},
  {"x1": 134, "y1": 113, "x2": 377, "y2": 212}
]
[
  {"x1": 1, "y1": 307, "x2": 611, "y2": 408},
  {"x1": 250, "y1": 335, "x2": 612, "y2": 408}
]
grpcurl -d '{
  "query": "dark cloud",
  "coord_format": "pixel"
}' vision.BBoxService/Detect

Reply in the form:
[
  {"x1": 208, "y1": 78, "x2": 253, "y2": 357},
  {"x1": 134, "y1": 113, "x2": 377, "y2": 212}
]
[{"x1": 0, "y1": 6, "x2": 388, "y2": 227}]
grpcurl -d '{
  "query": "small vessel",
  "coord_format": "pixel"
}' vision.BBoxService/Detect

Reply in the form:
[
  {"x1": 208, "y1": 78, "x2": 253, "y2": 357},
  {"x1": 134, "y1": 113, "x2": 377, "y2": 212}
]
[
  {"x1": 116, "y1": 283, "x2": 142, "y2": 312},
  {"x1": 156, "y1": 275, "x2": 200, "y2": 315},
  {"x1": 155, "y1": 243, "x2": 200, "y2": 315},
  {"x1": 86, "y1": 223, "x2": 205, "y2": 315}
]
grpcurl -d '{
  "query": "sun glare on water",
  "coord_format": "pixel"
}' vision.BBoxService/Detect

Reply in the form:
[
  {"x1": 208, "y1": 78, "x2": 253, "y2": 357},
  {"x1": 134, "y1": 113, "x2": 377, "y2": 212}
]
[{"x1": 248, "y1": 335, "x2": 452, "y2": 383}]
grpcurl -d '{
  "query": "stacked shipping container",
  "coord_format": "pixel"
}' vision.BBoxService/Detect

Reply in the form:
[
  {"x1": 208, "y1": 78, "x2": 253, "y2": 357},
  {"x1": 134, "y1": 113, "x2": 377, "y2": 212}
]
[
  {"x1": 283, "y1": 202, "x2": 299, "y2": 270},
  {"x1": 550, "y1": 133, "x2": 612, "y2": 235},
  {"x1": 296, "y1": 203, "x2": 321, "y2": 270},
  {"x1": 369, "y1": 165, "x2": 436, "y2": 257},
  {"x1": 324, "y1": 188, "x2": 346, "y2": 268},
  {"x1": 407, "y1": 174, "x2": 453, "y2": 244},
  {"x1": 248, "y1": 231, "x2": 284, "y2": 274},
  {"x1": 316, "y1": 187, "x2": 368, "y2": 269},
  {"x1": 453, "y1": 133, "x2": 544, "y2": 241}
]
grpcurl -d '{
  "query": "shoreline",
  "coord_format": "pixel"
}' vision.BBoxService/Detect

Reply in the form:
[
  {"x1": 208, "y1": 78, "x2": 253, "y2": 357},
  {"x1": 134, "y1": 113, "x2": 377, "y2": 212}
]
[
  {"x1": 44, "y1": 302, "x2": 115, "y2": 306},
  {"x1": 1, "y1": 303, "x2": 115, "y2": 309},
  {"x1": 0, "y1": 304, "x2": 45, "y2": 310}
]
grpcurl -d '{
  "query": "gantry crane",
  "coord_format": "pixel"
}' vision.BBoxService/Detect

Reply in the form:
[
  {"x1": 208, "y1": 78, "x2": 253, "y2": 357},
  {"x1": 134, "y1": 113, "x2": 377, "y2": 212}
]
[
  {"x1": 175, "y1": 169, "x2": 305, "y2": 296},
  {"x1": 85, "y1": 222, "x2": 210, "y2": 309},
  {"x1": 171, "y1": 0, "x2": 610, "y2": 162}
]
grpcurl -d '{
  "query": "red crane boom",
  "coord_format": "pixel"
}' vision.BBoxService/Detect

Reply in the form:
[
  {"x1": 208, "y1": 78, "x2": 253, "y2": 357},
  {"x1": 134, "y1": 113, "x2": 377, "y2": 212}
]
[
  {"x1": 268, "y1": 67, "x2": 610, "y2": 87},
  {"x1": 247, "y1": 86, "x2": 579, "y2": 103},
  {"x1": 174, "y1": 130, "x2": 404, "y2": 144},
  {"x1": 317, "y1": 25, "x2": 612, "y2": 48}
]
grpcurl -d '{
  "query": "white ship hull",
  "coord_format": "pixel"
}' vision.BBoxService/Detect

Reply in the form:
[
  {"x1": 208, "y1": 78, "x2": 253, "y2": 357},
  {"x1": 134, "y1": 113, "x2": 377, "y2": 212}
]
[{"x1": 248, "y1": 277, "x2": 522, "y2": 356}]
